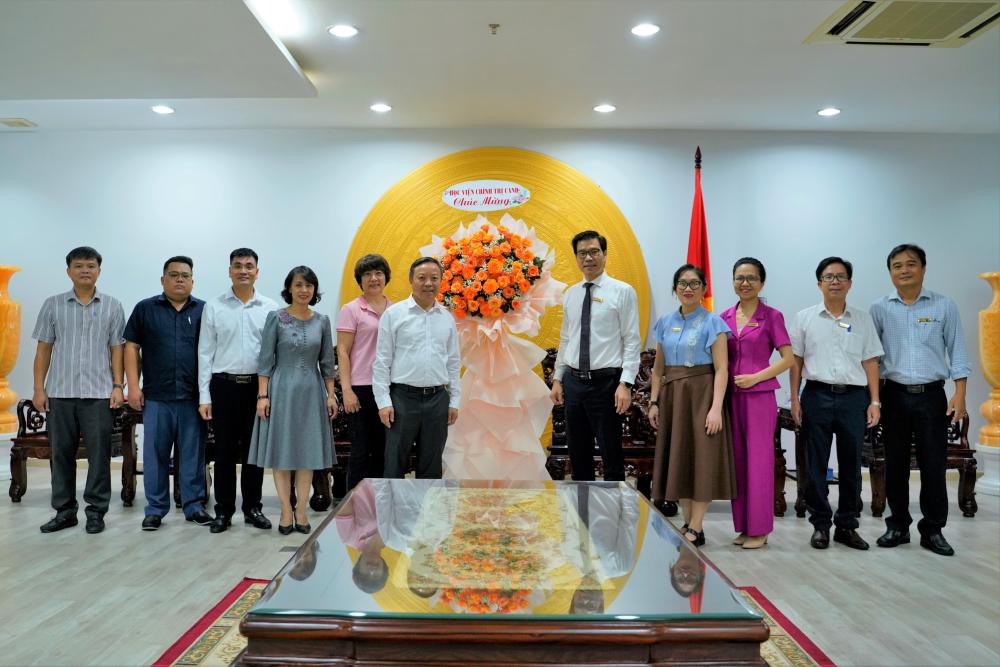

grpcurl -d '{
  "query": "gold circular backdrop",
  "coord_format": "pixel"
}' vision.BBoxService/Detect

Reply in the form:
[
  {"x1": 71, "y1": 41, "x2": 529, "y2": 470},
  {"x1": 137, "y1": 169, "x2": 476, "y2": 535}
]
[{"x1": 340, "y1": 147, "x2": 650, "y2": 348}]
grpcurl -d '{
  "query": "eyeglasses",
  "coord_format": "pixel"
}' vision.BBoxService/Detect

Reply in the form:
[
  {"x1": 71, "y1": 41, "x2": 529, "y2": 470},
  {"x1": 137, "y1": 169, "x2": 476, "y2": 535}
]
[
  {"x1": 576, "y1": 249, "x2": 603, "y2": 259},
  {"x1": 820, "y1": 273, "x2": 850, "y2": 283},
  {"x1": 733, "y1": 275, "x2": 760, "y2": 284},
  {"x1": 677, "y1": 280, "x2": 703, "y2": 290},
  {"x1": 166, "y1": 272, "x2": 192, "y2": 280}
]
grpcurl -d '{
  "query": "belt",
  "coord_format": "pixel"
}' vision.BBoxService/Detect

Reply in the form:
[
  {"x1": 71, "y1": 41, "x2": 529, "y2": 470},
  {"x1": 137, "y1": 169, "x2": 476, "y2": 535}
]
[
  {"x1": 214, "y1": 372, "x2": 255, "y2": 384},
  {"x1": 392, "y1": 383, "x2": 447, "y2": 396},
  {"x1": 806, "y1": 380, "x2": 864, "y2": 394},
  {"x1": 566, "y1": 367, "x2": 622, "y2": 381},
  {"x1": 884, "y1": 379, "x2": 945, "y2": 394}
]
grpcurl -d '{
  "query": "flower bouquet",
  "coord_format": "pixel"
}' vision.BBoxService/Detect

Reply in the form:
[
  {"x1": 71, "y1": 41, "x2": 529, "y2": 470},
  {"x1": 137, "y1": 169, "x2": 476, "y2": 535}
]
[{"x1": 420, "y1": 214, "x2": 566, "y2": 480}]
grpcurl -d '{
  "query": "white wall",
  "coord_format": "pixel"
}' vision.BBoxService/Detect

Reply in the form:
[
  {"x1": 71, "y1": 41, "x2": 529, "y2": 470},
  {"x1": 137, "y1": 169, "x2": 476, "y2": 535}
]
[{"x1": 2, "y1": 128, "x2": 998, "y2": 453}]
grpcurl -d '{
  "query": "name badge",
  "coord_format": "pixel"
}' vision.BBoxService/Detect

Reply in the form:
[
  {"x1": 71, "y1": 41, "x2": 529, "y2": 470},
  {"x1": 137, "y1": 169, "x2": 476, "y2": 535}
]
[
  {"x1": 671, "y1": 327, "x2": 682, "y2": 332},
  {"x1": 916, "y1": 317, "x2": 934, "y2": 324},
  {"x1": 592, "y1": 296, "x2": 603, "y2": 303},
  {"x1": 746, "y1": 321, "x2": 759, "y2": 327},
  {"x1": 837, "y1": 321, "x2": 852, "y2": 332}
]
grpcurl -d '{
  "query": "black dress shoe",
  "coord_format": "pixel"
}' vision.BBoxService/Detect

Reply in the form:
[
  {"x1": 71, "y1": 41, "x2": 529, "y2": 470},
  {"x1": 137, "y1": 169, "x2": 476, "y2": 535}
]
[
  {"x1": 810, "y1": 529, "x2": 830, "y2": 549},
  {"x1": 186, "y1": 510, "x2": 214, "y2": 526},
  {"x1": 278, "y1": 524, "x2": 295, "y2": 535},
  {"x1": 85, "y1": 515, "x2": 105, "y2": 534},
  {"x1": 244, "y1": 508, "x2": 272, "y2": 530},
  {"x1": 920, "y1": 533, "x2": 955, "y2": 556},
  {"x1": 141, "y1": 515, "x2": 162, "y2": 531},
  {"x1": 294, "y1": 523, "x2": 312, "y2": 535},
  {"x1": 40, "y1": 515, "x2": 78, "y2": 533},
  {"x1": 833, "y1": 527, "x2": 869, "y2": 550},
  {"x1": 210, "y1": 516, "x2": 232, "y2": 533},
  {"x1": 876, "y1": 528, "x2": 910, "y2": 548}
]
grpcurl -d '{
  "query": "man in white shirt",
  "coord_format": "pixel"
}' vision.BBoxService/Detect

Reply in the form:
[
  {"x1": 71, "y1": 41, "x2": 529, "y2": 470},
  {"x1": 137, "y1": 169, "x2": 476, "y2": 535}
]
[
  {"x1": 197, "y1": 248, "x2": 279, "y2": 533},
  {"x1": 550, "y1": 231, "x2": 641, "y2": 482},
  {"x1": 789, "y1": 256, "x2": 883, "y2": 551},
  {"x1": 373, "y1": 257, "x2": 461, "y2": 479}
]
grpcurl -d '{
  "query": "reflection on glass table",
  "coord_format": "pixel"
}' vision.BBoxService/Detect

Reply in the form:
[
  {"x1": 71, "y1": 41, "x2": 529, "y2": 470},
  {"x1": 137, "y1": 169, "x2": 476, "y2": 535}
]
[{"x1": 254, "y1": 479, "x2": 758, "y2": 622}]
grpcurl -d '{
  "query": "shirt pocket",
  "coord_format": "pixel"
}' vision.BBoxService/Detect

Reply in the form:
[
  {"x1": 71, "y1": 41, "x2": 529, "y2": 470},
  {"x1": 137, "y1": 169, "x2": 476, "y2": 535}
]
[{"x1": 916, "y1": 318, "x2": 943, "y2": 344}]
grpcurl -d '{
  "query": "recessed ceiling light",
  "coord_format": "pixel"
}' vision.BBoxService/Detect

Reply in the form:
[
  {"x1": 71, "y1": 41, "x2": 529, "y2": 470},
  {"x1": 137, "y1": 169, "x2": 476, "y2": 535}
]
[
  {"x1": 631, "y1": 23, "x2": 660, "y2": 37},
  {"x1": 370, "y1": 103, "x2": 392, "y2": 113},
  {"x1": 328, "y1": 24, "x2": 358, "y2": 38},
  {"x1": 594, "y1": 104, "x2": 616, "y2": 113},
  {"x1": 151, "y1": 105, "x2": 175, "y2": 115},
  {"x1": 817, "y1": 107, "x2": 841, "y2": 117}
]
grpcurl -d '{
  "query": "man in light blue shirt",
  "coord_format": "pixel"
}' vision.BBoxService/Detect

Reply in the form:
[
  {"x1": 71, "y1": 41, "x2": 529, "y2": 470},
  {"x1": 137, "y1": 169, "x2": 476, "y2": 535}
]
[{"x1": 870, "y1": 244, "x2": 970, "y2": 557}]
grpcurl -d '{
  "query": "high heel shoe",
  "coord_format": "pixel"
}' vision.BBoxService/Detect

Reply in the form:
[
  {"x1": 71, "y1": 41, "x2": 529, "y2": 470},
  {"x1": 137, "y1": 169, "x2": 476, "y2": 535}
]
[
  {"x1": 685, "y1": 527, "x2": 706, "y2": 547},
  {"x1": 732, "y1": 532, "x2": 748, "y2": 546},
  {"x1": 278, "y1": 524, "x2": 294, "y2": 535},
  {"x1": 741, "y1": 535, "x2": 768, "y2": 549},
  {"x1": 294, "y1": 522, "x2": 311, "y2": 534}
]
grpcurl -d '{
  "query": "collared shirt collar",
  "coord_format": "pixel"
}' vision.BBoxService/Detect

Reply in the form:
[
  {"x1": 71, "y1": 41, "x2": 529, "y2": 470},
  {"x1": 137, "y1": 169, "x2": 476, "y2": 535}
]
[
  {"x1": 583, "y1": 272, "x2": 608, "y2": 287},
  {"x1": 405, "y1": 294, "x2": 443, "y2": 314},
  {"x1": 156, "y1": 292, "x2": 197, "y2": 311},
  {"x1": 65, "y1": 288, "x2": 102, "y2": 305},
  {"x1": 678, "y1": 304, "x2": 707, "y2": 320},
  {"x1": 723, "y1": 301, "x2": 765, "y2": 324},
  {"x1": 356, "y1": 294, "x2": 387, "y2": 313},
  {"x1": 224, "y1": 286, "x2": 263, "y2": 306},
  {"x1": 819, "y1": 301, "x2": 856, "y2": 319},
  {"x1": 887, "y1": 287, "x2": 931, "y2": 303}
]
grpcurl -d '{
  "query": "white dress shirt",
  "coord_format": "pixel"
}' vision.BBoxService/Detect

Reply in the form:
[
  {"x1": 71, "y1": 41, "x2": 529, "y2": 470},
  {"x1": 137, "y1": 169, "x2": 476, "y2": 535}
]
[
  {"x1": 197, "y1": 288, "x2": 279, "y2": 404},
  {"x1": 790, "y1": 302, "x2": 883, "y2": 387},
  {"x1": 554, "y1": 272, "x2": 642, "y2": 384},
  {"x1": 372, "y1": 296, "x2": 461, "y2": 410}
]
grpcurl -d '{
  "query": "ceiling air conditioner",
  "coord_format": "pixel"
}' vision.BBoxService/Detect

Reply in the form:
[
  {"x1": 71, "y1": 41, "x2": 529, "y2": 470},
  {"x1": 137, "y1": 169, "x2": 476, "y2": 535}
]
[{"x1": 804, "y1": 0, "x2": 1000, "y2": 47}]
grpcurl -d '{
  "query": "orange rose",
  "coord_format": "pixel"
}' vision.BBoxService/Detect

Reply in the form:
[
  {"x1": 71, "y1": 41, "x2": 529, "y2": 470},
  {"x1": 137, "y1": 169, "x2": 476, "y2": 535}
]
[
  {"x1": 450, "y1": 261, "x2": 462, "y2": 273},
  {"x1": 527, "y1": 265, "x2": 540, "y2": 277},
  {"x1": 518, "y1": 279, "x2": 531, "y2": 292},
  {"x1": 471, "y1": 280, "x2": 483, "y2": 292},
  {"x1": 521, "y1": 250, "x2": 534, "y2": 262},
  {"x1": 509, "y1": 234, "x2": 522, "y2": 245},
  {"x1": 487, "y1": 258, "x2": 504, "y2": 275},
  {"x1": 476, "y1": 269, "x2": 488, "y2": 281},
  {"x1": 464, "y1": 288, "x2": 478, "y2": 303},
  {"x1": 454, "y1": 308, "x2": 467, "y2": 319},
  {"x1": 461, "y1": 266, "x2": 476, "y2": 280},
  {"x1": 442, "y1": 270, "x2": 453, "y2": 282},
  {"x1": 436, "y1": 293, "x2": 444, "y2": 302},
  {"x1": 502, "y1": 287, "x2": 515, "y2": 299},
  {"x1": 468, "y1": 300, "x2": 480, "y2": 312},
  {"x1": 483, "y1": 279, "x2": 499, "y2": 295},
  {"x1": 511, "y1": 261, "x2": 522, "y2": 272},
  {"x1": 511, "y1": 299, "x2": 522, "y2": 310},
  {"x1": 454, "y1": 296, "x2": 466, "y2": 310},
  {"x1": 488, "y1": 297, "x2": 502, "y2": 310},
  {"x1": 497, "y1": 275, "x2": 510, "y2": 288},
  {"x1": 450, "y1": 280, "x2": 462, "y2": 294},
  {"x1": 443, "y1": 238, "x2": 455, "y2": 249},
  {"x1": 480, "y1": 223, "x2": 490, "y2": 232},
  {"x1": 522, "y1": 237, "x2": 532, "y2": 247},
  {"x1": 490, "y1": 245, "x2": 503, "y2": 259},
  {"x1": 499, "y1": 242, "x2": 511, "y2": 254}
]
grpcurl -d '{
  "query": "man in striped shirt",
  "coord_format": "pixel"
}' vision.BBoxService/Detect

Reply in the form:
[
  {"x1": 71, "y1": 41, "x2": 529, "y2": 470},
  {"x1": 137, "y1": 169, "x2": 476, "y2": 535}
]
[
  {"x1": 870, "y1": 244, "x2": 971, "y2": 557},
  {"x1": 32, "y1": 246, "x2": 126, "y2": 534}
]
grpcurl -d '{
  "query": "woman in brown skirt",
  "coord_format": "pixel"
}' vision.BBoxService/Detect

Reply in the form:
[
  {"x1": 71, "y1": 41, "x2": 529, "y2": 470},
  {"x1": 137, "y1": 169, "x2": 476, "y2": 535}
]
[{"x1": 647, "y1": 264, "x2": 736, "y2": 547}]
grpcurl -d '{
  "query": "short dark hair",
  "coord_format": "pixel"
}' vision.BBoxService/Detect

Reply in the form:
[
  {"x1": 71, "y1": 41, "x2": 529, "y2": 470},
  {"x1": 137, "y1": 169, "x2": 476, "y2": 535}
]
[
  {"x1": 732, "y1": 257, "x2": 766, "y2": 283},
  {"x1": 815, "y1": 256, "x2": 853, "y2": 282},
  {"x1": 281, "y1": 266, "x2": 321, "y2": 305},
  {"x1": 163, "y1": 256, "x2": 193, "y2": 273},
  {"x1": 354, "y1": 254, "x2": 391, "y2": 287},
  {"x1": 886, "y1": 243, "x2": 926, "y2": 270},
  {"x1": 409, "y1": 256, "x2": 443, "y2": 280},
  {"x1": 229, "y1": 248, "x2": 258, "y2": 264},
  {"x1": 672, "y1": 264, "x2": 706, "y2": 290},
  {"x1": 65, "y1": 246, "x2": 102, "y2": 267},
  {"x1": 571, "y1": 230, "x2": 607, "y2": 254}
]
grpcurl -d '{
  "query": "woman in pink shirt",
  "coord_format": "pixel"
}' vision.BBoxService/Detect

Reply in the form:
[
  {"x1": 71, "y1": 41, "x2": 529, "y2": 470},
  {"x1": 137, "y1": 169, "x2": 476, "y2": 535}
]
[
  {"x1": 719, "y1": 258, "x2": 793, "y2": 550},
  {"x1": 337, "y1": 255, "x2": 392, "y2": 491}
]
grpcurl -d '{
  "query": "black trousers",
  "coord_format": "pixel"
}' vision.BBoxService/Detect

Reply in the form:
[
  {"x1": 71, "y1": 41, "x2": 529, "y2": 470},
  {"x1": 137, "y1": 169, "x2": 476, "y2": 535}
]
[
  {"x1": 209, "y1": 374, "x2": 264, "y2": 517},
  {"x1": 48, "y1": 398, "x2": 112, "y2": 518},
  {"x1": 563, "y1": 370, "x2": 625, "y2": 482},
  {"x1": 800, "y1": 383, "x2": 867, "y2": 531},
  {"x1": 882, "y1": 382, "x2": 949, "y2": 536},
  {"x1": 346, "y1": 385, "x2": 386, "y2": 491},
  {"x1": 383, "y1": 384, "x2": 449, "y2": 479}
]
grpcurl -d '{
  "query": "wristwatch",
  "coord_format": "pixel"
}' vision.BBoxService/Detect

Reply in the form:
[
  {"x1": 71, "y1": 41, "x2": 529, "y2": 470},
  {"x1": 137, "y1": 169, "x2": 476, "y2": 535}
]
[
  {"x1": 257, "y1": 395, "x2": 269, "y2": 400},
  {"x1": 112, "y1": 383, "x2": 124, "y2": 390},
  {"x1": 621, "y1": 381, "x2": 634, "y2": 389},
  {"x1": 870, "y1": 400, "x2": 882, "y2": 408}
]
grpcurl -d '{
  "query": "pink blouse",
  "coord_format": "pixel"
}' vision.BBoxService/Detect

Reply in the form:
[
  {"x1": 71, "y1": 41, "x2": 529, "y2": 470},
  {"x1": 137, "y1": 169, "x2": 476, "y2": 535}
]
[{"x1": 337, "y1": 295, "x2": 390, "y2": 386}]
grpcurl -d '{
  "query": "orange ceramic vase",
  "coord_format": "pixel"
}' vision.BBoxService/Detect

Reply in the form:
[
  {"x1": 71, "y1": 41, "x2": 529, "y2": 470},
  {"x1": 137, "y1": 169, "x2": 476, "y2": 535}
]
[
  {"x1": 979, "y1": 272, "x2": 1000, "y2": 447},
  {"x1": 0, "y1": 266, "x2": 21, "y2": 433}
]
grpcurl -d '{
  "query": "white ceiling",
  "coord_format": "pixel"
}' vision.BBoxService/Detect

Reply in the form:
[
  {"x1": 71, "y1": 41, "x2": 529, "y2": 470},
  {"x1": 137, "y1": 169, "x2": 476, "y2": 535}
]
[{"x1": 1, "y1": 0, "x2": 998, "y2": 133}]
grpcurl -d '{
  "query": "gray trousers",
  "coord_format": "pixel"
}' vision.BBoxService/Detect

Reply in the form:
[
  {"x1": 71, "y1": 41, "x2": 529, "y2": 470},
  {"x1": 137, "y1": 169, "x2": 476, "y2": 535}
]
[
  {"x1": 48, "y1": 398, "x2": 113, "y2": 518},
  {"x1": 383, "y1": 384, "x2": 449, "y2": 479}
]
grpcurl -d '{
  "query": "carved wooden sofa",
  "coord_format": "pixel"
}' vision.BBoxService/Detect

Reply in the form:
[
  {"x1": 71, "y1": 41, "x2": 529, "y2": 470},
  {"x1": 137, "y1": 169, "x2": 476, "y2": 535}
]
[{"x1": 9, "y1": 399, "x2": 137, "y2": 505}]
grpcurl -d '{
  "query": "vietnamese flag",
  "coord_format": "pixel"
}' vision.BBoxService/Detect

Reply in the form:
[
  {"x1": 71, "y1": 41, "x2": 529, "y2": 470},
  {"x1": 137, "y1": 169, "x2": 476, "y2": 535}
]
[{"x1": 686, "y1": 146, "x2": 712, "y2": 311}]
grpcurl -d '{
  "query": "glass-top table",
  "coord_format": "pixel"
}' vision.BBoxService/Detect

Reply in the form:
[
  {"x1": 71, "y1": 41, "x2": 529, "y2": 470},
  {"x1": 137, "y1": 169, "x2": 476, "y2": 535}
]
[{"x1": 238, "y1": 479, "x2": 768, "y2": 666}]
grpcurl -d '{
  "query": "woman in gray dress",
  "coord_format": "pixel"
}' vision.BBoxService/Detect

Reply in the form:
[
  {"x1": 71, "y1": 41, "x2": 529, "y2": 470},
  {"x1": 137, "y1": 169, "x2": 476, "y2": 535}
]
[{"x1": 250, "y1": 266, "x2": 337, "y2": 535}]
